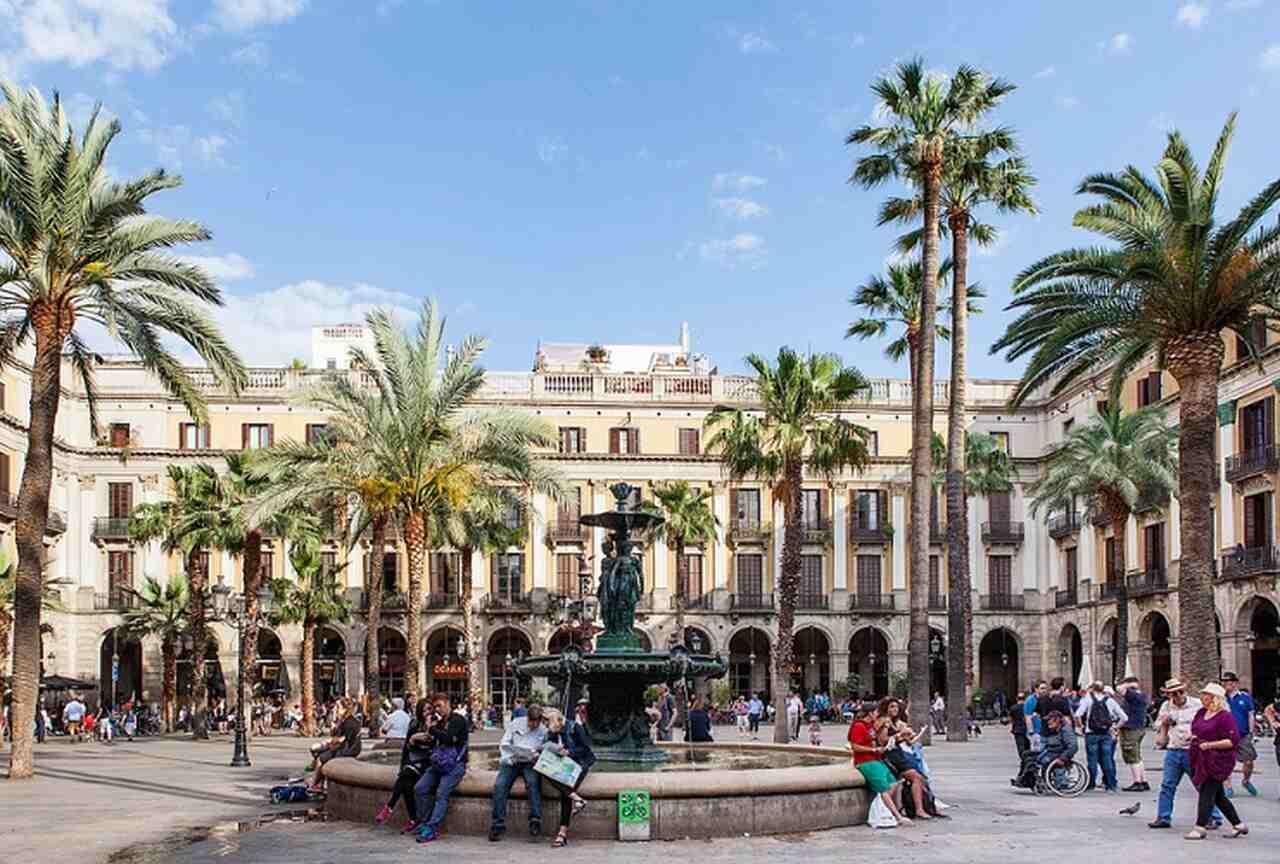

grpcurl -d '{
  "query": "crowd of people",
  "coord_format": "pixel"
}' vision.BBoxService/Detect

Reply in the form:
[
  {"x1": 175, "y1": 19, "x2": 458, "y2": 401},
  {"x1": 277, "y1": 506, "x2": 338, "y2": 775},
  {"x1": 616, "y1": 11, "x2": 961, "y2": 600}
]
[
  {"x1": 847, "y1": 696, "x2": 943, "y2": 827},
  {"x1": 1, "y1": 693, "x2": 162, "y2": 744}
]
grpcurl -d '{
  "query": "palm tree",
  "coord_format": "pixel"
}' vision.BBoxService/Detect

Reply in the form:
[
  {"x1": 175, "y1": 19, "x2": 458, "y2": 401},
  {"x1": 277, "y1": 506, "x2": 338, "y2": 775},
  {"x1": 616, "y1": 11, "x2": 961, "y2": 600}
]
[
  {"x1": 649, "y1": 481, "x2": 720, "y2": 643},
  {"x1": 848, "y1": 58, "x2": 1015, "y2": 730},
  {"x1": 1026, "y1": 408, "x2": 1177, "y2": 684},
  {"x1": 129, "y1": 464, "x2": 226, "y2": 739},
  {"x1": 271, "y1": 533, "x2": 351, "y2": 736},
  {"x1": 705, "y1": 349, "x2": 872, "y2": 742},
  {"x1": 0, "y1": 539, "x2": 61, "y2": 692},
  {"x1": 0, "y1": 87, "x2": 245, "y2": 778},
  {"x1": 883, "y1": 142, "x2": 1037, "y2": 741},
  {"x1": 119, "y1": 575, "x2": 189, "y2": 732},
  {"x1": 993, "y1": 114, "x2": 1280, "y2": 686}
]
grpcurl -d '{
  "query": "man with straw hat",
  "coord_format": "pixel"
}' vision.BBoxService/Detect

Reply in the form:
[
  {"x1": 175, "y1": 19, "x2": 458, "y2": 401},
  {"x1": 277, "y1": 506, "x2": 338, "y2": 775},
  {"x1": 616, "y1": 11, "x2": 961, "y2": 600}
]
[{"x1": 1148, "y1": 678, "x2": 1219, "y2": 829}]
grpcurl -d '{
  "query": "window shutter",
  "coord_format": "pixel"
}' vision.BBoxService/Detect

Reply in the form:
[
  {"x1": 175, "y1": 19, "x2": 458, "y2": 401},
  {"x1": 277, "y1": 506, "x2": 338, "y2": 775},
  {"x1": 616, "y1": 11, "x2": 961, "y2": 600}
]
[
  {"x1": 1152, "y1": 371, "x2": 1162, "y2": 401},
  {"x1": 267, "y1": 424, "x2": 275, "y2": 446},
  {"x1": 241, "y1": 423, "x2": 249, "y2": 449},
  {"x1": 818, "y1": 489, "x2": 828, "y2": 524},
  {"x1": 1267, "y1": 493, "x2": 1275, "y2": 547},
  {"x1": 1266, "y1": 396, "x2": 1276, "y2": 447},
  {"x1": 879, "y1": 490, "x2": 888, "y2": 529},
  {"x1": 577, "y1": 427, "x2": 586, "y2": 452},
  {"x1": 730, "y1": 489, "x2": 740, "y2": 524},
  {"x1": 0, "y1": 452, "x2": 9, "y2": 494},
  {"x1": 179, "y1": 423, "x2": 186, "y2": 450},
  {"x1": 609, "y1": 428, "x2": 619, "y2": 454},
  {"x1": 631, "y1": 428, "x2": 640, "y2": 454},
  {"x1": 990, "y1": 490, "x2": 1010, "y2": 524}
]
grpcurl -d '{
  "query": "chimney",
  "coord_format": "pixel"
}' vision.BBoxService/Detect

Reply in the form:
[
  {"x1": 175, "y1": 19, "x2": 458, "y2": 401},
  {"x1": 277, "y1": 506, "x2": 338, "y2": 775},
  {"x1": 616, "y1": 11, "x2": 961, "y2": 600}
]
[{"x1": 679, "y1": 321, "x2": 690, "y2": 353}]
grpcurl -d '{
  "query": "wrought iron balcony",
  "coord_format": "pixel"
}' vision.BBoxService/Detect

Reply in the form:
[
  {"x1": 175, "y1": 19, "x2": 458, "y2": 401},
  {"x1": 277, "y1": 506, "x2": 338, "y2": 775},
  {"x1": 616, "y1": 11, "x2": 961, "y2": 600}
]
[
  {"x1": 547, "y1": 520, "x2": 587, "y2": 544},
  {"x1": 729, "y1": 520, "x2": 769, "y2": 544},
  {"x1": 1126, "y1": 567, "x2": 1168, "y2": 597},
  {"x1": 1054, "y1": 588, "x2": 1078, "y2": 609},
  {"x1": 849, "y1": 593, "x2": 895, "y2": 611},
  {"x1": 672, "y1": 593, "x2": 714, "y2": 611},
  {"x1": 849, "y1": 523, "x2": 891, "y2": 545},
  {"x1": 92, "y1": 517, "x2": 132, "y2": 541},
  {"x1": 797, "y1": 593, "x2": 830, "y2": 610},
  {"x1": 1225, "y1": 444, "x2": 1280, "y2": 484},
  {"x1": 730, "y1": 592, "x2": 775, "y2": 611},
  {"x1": 425, "y1": 592, "x2": 460, "y2": 610},
  {"x1": 483, "y1": 592, "x2": 532, "y2": 612},
  {"x1": 928, "y1": 593, "x2": 947, "y2": 611},
  {"x1": 982, "y1": 520, "x2": 1025, "y2": 546},
  {"x1": 1047, "y1": 512, "x2": 1082, "y2": 540},
  {"x1": 1219, "y1": 545, "x2": 1280, "y2": 581},
  {"x1": 980, "y1": 593, "x2": 1025, "y2": 611},
  {"x1": 1098, "y1": 580, "x2": 1123, "y2": 600},
  {"x1": 94, "y1": 588, "x2": 136, "y2": 611},
  {"x1": 799, "y1": 519, "x2": 831, "y2": 545}
]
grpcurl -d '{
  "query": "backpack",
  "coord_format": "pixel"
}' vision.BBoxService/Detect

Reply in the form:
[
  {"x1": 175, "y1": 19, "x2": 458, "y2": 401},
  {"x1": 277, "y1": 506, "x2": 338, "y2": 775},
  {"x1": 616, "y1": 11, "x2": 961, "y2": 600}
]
[{"x1": 1087, "y1": 697, "x2": 1113, "y2": 733}]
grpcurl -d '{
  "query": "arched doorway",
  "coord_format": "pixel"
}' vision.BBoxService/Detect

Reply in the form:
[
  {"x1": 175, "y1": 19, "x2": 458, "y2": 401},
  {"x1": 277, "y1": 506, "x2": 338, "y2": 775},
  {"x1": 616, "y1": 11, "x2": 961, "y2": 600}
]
[
  {"x1": 255, "y1": 628, "x2": 289, "y2": 697},
  {"x1": 1140, "y1": 612, "x2": 1171, "y2": 694},
  {"x1": 1245, "y1": 597, "x2": 1280, "y2": 705},
  {"x1": 928, "y1": 627, "x2": 947, "y2": 699},
  {"x1": 314, "y1": 627, "x2": 346, "y2": 702},
  {"x1": 978, "y1": 628, "x2": 1019, "y2": 702},
  {"x1": 177, "y1": 636, "x2": 225, "y2": 703},
  {"x1": 487, "y1": 627, "x2": 533, "y2": 716},
  {"x1": 425, "y1": 625, "x2": 468, "y2": 705},
  {"x1": 99, "y1": 628, "x2": 143, "y2": 708},
  {"x1": 378, "y1": 627, "x2": 407, "y2": 698},
  {"x1": 848, "y1": 627, "x2": 889, "y2": 698},
  {"x1": 548, "y1": 624, "x2": 594, "y2": 655},
  {"x1": 1057, "y1": 623, "x2": 1083, "y2": 686},
  {"x1": 793, "y1": 627, "x2": 831, "y2": 695},
  {"x1": 1098, "y1": 618, "x2": 1118, "y2": 686},
  {"x1": 728, "y1": 627, "x2": 772, "y2": 701}
]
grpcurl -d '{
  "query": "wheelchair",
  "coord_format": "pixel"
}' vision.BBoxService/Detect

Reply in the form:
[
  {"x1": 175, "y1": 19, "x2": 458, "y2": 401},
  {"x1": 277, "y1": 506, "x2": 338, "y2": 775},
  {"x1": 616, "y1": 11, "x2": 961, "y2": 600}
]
[{"x1": 1013, "y1": 752, "x2": 1090, "y2": 798}]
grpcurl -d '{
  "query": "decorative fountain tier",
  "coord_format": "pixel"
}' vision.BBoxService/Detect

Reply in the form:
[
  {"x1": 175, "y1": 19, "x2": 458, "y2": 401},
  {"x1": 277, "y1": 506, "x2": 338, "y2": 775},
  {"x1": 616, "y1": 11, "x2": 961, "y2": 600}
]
[{"x1": 515, "y1": 483, "x2": 728, "y2": 764}]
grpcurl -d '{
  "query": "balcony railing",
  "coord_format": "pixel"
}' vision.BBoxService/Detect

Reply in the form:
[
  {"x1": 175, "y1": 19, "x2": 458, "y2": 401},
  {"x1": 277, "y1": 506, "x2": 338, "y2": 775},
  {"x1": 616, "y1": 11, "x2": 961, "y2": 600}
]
[
  {"x1": 1047, "y1": 512, "x2": 1082, "y2": 540},
  {"x1": 799, "y1": 519, "x2": 831, "y2": 545},
  {"x1": 425, "y1": 592, "x2": 460, "y2": 610},
  {"x1": 92, "y1": 516, "x2": 132, "y2": 541},
  {"x1": 849, "y1": 593, "x2": 896, "y2": 611},
  {"x1": 1225, "y1": 444, "x2": 1280, "y2": 484},
  {"x1": 729, "y1": 521, "x2": 769, "y2": 544},
  {"x1": 982, "y1": 520, "x2": 1025, "y2": 546},
  {"x1": 483, "y1": 592, "x2": 532, "y2": 611},
  {"x1": 981, "y1": 593, "x2": 1025, "y2": 611},
  {"x1": 849, "y1": 523, "x2": 891, "y2": 545},
  {"x1": 94, "y1": 588, "x2": 137, "y2": 611},
  {"x1": 1126, "y1": 568, "x2": 1169, "y2": 596},
  {"x1": 1054, "y1": 588, "x2": 1078, "y2": 609},
  {"x1": 730, "y1": 593, "x2": 775, "y2": 611},
  {"x1": 797, "y1": 593, "x2": 830, "y2": 610},
  {"x1": 672, "y1": 593, "x2": 714, "y2": 611},
  {"x1": 1219, "y1": 545, "x2": 1280, "y2": 581},
  {"x1": 547, "y1": 521, "x2": 587, "y2": 544},
  {"x1": 928, "y1": 593, "x2": 947, "y2": 611},
  {"x1": 1098, "y1": 580, "x2": 1123, "y2": 600}
]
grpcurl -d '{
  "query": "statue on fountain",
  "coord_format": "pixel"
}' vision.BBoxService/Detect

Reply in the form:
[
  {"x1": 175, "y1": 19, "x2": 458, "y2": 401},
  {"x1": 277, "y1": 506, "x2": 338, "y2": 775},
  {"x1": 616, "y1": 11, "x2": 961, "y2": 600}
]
[{"x1": 597, "y1": 536, "x2": 643, "y2": 648}]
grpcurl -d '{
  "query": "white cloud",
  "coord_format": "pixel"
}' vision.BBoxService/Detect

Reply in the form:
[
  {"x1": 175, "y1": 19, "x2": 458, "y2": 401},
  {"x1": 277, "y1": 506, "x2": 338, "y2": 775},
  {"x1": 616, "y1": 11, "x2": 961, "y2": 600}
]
[
  {"x1": 1033, "y1": 65, "x2": 1056, "y2": 79},
  {"x1": 182, "y1": 252, "x2": 255, "y2": 282},
  {"x1": 712, "y1": 173, "x2": 767, "y2": 193},
  {"x1": 714, "y1": 198, "x2": 769, "y2": 220},
  {"x1": 1260, "y1": 42, "x2": 1280, "y2": 68},
  {"x1": 211, "y1": 281, "x2": 419, "y2": 364},
  {"x1": 213, "y1": 0, "x2": 307, "y2": 31},
  {"x1": 138, "y1": 125, "x2": 229, "y2": 168},
  {"x1": 1102, "y1": 32, "x2": 1133, "y2": 55},
  {"x1": 1176, "y1": 2, "x2": 1209, "y2": 27},
  {"x1": 850, "y1": 32, "x2": 866, "y2": 47},
  {"x1": 208, "y1": 91, "x2": 245, "y2": 127},
  {"x1": 699, "y1": 233, "x2": 767, "y2": 269},
  {"x1": 974, "y1": 229, "x2": 1013, "y2": 258},
  {"x1": 1057, "y1": 95, "x2": 1081, "y2": 110},
  {"x1": 6, "y1": 0, "x2": 179, "y2": 72},
  {"x1": 536, "y1": 136, "x2": 568, "y2": 164},
  {"x1": 738, "y1": 32, "x2": 777, "y2": 54},
  {"x1": 230, "y1": 41, "x2": 270, "y2": 67},
  {"x1": 196, "y1": 134, "x2": 228, "y2": 163},
  {"x1": 1226, "y1": 0, "x2": 1261, "y2": 9}
]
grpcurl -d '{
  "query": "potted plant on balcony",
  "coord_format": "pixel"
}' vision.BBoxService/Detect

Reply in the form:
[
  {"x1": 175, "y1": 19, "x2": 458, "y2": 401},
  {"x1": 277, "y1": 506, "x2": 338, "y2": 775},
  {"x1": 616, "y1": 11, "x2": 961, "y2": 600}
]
[{"x1": 585, "y1": 344, "x2": 609, "y2": 365}]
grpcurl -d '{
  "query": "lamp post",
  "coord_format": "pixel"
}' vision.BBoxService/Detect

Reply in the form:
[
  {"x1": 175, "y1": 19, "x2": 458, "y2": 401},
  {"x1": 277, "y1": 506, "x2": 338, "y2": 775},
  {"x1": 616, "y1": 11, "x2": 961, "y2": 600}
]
[{"x1": 211, "y1": 575, "x2": 275, "y2": 768}]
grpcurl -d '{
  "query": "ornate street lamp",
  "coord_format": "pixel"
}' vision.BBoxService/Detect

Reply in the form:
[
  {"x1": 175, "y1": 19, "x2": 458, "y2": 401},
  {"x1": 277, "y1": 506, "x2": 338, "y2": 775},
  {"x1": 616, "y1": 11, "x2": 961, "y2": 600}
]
[{"x1": 210, "y1": 575, "x2": 274, "y2": 768}]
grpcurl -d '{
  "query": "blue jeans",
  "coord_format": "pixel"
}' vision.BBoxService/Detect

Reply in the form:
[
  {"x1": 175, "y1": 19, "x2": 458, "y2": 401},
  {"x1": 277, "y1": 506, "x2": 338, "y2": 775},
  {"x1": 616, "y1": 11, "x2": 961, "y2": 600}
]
[
  {"x1": 491, "y1": 762, "x2": 542, "y2": 831},
  {"x1": 413, "y1": 761, "x2": 466, "y2": 830},
  {"x1": 1158, "y1": 748, "x2": 1223, "y2": 823},
  {"x1": 1085, "y1": 733, "x2": 1117, "y2": 790}
]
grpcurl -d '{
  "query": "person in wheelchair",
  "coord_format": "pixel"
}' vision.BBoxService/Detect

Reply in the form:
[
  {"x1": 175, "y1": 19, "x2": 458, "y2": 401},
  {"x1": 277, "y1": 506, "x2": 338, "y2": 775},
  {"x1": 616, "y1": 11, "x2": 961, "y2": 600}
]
[{"x1": 1014, "y1": 710, "x2": 1077, "y2": 789}]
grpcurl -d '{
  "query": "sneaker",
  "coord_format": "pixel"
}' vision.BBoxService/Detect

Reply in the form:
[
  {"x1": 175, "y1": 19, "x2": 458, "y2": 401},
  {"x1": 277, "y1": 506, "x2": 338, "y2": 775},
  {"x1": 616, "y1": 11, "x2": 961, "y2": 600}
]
[
  {"x1": 529, "y1": 819, "x2": 542, "y2": 838},
  {"x1": 488, "y1": 827, "x2": 504, "y2": 842},
  {"x1": 401, "y1": 821, "x2": 420, "y2": 834},
  {"x1": 415, "y1": 827, "x2": 439, "y2": 844},
  {"x1": 1122, "y1": 783, "x2": 1144, "y2": 792},
  {"x1": 1243, "y1": 781, "x2": 1258, "y2": 797},
  {"x1": 1148, "y1": 819, "x2": 1171, "y2": 829},
  {"x1": 1225, "y1": 786, "x2": 1234, "y2": 798},
  {"x1": 374, "y1": 804, "x2": 392, "y2": 825}
]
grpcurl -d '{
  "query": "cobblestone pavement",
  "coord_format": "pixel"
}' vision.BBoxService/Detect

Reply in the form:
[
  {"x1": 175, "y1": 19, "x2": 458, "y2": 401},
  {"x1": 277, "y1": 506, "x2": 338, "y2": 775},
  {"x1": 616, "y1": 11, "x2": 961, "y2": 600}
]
[{"x1": 3, "y1": 728, "x2": 1278, "y2": 863}]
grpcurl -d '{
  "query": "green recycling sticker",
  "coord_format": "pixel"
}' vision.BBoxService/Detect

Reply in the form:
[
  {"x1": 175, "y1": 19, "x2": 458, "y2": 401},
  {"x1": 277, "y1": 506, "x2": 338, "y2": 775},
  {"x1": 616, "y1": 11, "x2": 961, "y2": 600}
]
[{"x1": 618, "y1": 790, "x2": 651, "y2": 823}]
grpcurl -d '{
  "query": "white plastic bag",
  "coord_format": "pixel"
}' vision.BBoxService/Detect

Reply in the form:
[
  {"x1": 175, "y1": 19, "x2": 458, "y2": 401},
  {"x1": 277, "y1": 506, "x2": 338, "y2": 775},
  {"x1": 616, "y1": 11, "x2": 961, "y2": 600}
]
[{"x1": 868, "y1": 795, "x2": 898, "y2": 829}]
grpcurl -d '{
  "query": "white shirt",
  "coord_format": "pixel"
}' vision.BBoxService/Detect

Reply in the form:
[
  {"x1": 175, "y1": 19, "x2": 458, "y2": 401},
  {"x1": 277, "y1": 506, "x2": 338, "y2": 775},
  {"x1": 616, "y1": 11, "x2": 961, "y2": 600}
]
[
  {"x1": 381, "y1": 708, "x2": 411, "y2": 738},
  {"x1": 932, "y1": 696, "x2": 945, "y2": 711},
  {"x1": 1073, "y1": 693, "x2": 1128, "y2": 727},
  {"x1": 1156, "y1": 695, "x2": 1202, "y2": 750}
]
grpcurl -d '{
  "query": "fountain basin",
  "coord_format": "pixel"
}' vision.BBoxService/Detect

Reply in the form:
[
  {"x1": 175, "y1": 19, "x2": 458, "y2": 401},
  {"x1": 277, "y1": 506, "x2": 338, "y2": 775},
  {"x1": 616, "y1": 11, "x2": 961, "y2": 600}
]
[{"x1": 323, "y1": 742, "x2": 869, "y2": 839}]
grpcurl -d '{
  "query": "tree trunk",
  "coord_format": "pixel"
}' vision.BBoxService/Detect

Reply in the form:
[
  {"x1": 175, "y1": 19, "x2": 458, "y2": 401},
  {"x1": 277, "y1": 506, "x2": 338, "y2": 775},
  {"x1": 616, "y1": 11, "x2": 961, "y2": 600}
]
[
  {"x1": 945, "y1": 213, "x2": 971, "y2": 742},
  {"x1": 162, "y1": 638, "x2": 177, "y2": 733},
  {"x1": 402, "y1": 509, "x2": 426, "y2": 700},
  {"x1": 0, "y1": 609, "x2": 11, "y2": 691},
  {"x1": 8, "y1": 317, "x2": 64, "y2": 779},
  {"x1": 461, "y1": 546, "x2": 480, "y2": 720},
  {"x1": 1166, "y1": 333, "x2": 1224, "y2": 689},
  {"x1": 363, "y1": 515, "x2": 386, "y2": 735},
  {"x1": 187, "y1": 547, "x2": 209, "y2": 739},
  {"x1": 301, "y1": 617, "x2": 316, "y2": 736},
  {"x1": 1111, "y1": 517, "x2": 1129, "y2": 686},
  {"x1": 240, "y1": 528, "x2": 263, "y2": 734},
  {"x1": 773, "y1": 461, "x2": 802, "y2": 743},
  {"x1": 907, "y1": 158, "x2": 942, "y2": 737},
  {"x1": 673, "y1": 537, "x2": 689, "y2": 731}
]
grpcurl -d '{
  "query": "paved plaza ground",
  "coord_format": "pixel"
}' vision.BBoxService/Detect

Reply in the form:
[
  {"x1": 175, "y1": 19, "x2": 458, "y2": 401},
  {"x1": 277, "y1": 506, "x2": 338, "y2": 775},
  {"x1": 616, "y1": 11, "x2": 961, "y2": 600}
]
[{"x1": 2, "y1": 726, "x2": 1278, "y2": 863}]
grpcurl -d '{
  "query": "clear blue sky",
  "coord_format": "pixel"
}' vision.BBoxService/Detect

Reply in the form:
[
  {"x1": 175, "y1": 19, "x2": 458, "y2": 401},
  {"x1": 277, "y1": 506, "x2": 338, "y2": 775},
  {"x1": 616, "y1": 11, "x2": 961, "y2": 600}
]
[{"x1": 3, "y1": 1, "x2": 1279, "y2": 376}]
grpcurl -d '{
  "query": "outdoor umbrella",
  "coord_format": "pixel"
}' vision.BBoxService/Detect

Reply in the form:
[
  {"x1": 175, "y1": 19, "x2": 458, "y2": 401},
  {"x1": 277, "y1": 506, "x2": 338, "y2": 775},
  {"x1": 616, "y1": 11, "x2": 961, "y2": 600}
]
[
  {"x1": 1076, "y1": 655, "x2": 1093, "y2": 690},
  {"x1": 1124, "y1": 657, "x2": 1135, "y2": 680},
  {"x1": 40, "y1": 674, "x2": 96, "y2": 691}
]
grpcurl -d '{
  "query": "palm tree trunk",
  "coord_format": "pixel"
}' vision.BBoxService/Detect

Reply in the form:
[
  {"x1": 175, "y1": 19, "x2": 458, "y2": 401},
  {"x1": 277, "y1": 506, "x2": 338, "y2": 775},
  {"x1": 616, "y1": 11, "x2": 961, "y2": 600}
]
[
  {"x1": 674, "y1": 538, "x2": 687, "y2": 641},
  {"x1": 461, "y1": 547, "x2": 479, "y2": 720},
  {"x1": 364, "y1": 515, "x2": 386, "y2": 734},
  {"x1": 240, "y1": 528, "x2": 263, "y2": 730},
  {"x1": 945, "y1": 214, "x2": 971, "y2": 742},
  {"x1": 402, "y1": 509, "x2": 426, "y2": 700},
  {"x1": 1112, "y1": 517, "x2": 1129, "y2": 686},
  {"x1": 162, "y1": 638, "x2": 177, "y2": 733},
  {"x1": 8, "y1": 319, "x2": 64, "y2": 779},
  {"x1": 907, "y1": 157, "x2": 943, "y2": 737},
  {"x1": 1167, "y1": 334, "x2": 1224, "y2": 689},
  {"x1": 187, "y1": 547, "x2": 209, "y2": 739},
  {"x1": 0, "y1": 609, "x2": 11, "y2": 690},
  {"x1": 773, "y1": 461, "x2": 803, "y2": 743},
  {"x1": 301, "y1": 617, "x2": 316, "y2": 736}
]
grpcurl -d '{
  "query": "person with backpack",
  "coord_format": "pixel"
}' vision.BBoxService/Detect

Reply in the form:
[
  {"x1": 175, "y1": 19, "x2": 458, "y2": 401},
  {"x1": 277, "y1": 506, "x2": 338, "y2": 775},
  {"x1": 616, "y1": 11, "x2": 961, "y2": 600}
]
[{"x1": 1073, "y1": 681, "x2": 1127, "y2": 792}]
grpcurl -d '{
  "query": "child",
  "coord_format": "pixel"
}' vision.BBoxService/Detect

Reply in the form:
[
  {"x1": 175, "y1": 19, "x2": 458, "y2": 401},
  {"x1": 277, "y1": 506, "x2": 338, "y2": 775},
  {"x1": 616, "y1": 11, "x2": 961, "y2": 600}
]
[{"x1": 807, "y1": 714, "x2": 822, "y2": 746}]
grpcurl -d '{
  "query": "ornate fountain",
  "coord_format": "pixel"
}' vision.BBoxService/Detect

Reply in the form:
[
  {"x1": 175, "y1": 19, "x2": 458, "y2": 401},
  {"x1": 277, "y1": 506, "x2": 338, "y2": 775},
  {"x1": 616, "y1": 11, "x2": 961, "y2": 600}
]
[{"x1": 515, "y1": 482, "x2": 727, "y2": 764}]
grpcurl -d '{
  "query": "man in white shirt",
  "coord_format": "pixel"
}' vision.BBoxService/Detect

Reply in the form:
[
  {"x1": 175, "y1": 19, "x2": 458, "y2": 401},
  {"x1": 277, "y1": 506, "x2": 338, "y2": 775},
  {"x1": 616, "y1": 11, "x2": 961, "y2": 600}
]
[
  {"x1": 63, "y1": 696, "x2": 86, "y2": 742},
  {"x1": 380, "y1": 697, "x2": 411, "y2": 739},
  {"x1": 490, "y1": 704, "x2": 548, "y2": 840},
  {"x1": 1073, "y1": 681, "x2": 1127, "y2": 792},
  {"x1": 1149, "y1": 678, "x2": 1207, "y2": 829}
]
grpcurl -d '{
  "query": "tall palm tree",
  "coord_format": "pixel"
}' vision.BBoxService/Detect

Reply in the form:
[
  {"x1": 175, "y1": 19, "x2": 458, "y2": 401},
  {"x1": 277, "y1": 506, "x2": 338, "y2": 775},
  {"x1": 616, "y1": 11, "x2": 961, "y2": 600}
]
[
  {"x1": 993, "y1": 114, "x2": 1280, "y2": 686},
  {"x1": 129, "y1": 464, "x2": 227, "y2": 740},
  {"x1": 883, "y1": 143, "x2": 1037, "y2": 740},
  {"x1": 0, "y1": 539, "x2": 61, "y2": 691},
  {"x1": 848, "y1": 58, "x2": 1014, "y2": 730},
  {"x1": 1026, "y1": 408, "x2": 1177, "y2": 684},
  {"x1": 0, "y1": 86, "x2": 245, "y2": 778},
  {"x1": 649, "y1": 481, "x2": 720, "y2": 642},
  {"x1": 271, "y1": 533, "x2": 351, "y2": 736},
  {"x1": 705, "y1": 349, "x2": 872, "y2": 742},
  {"x1": 119, "y1": 575, "x2": 189, "y2": 732}
]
